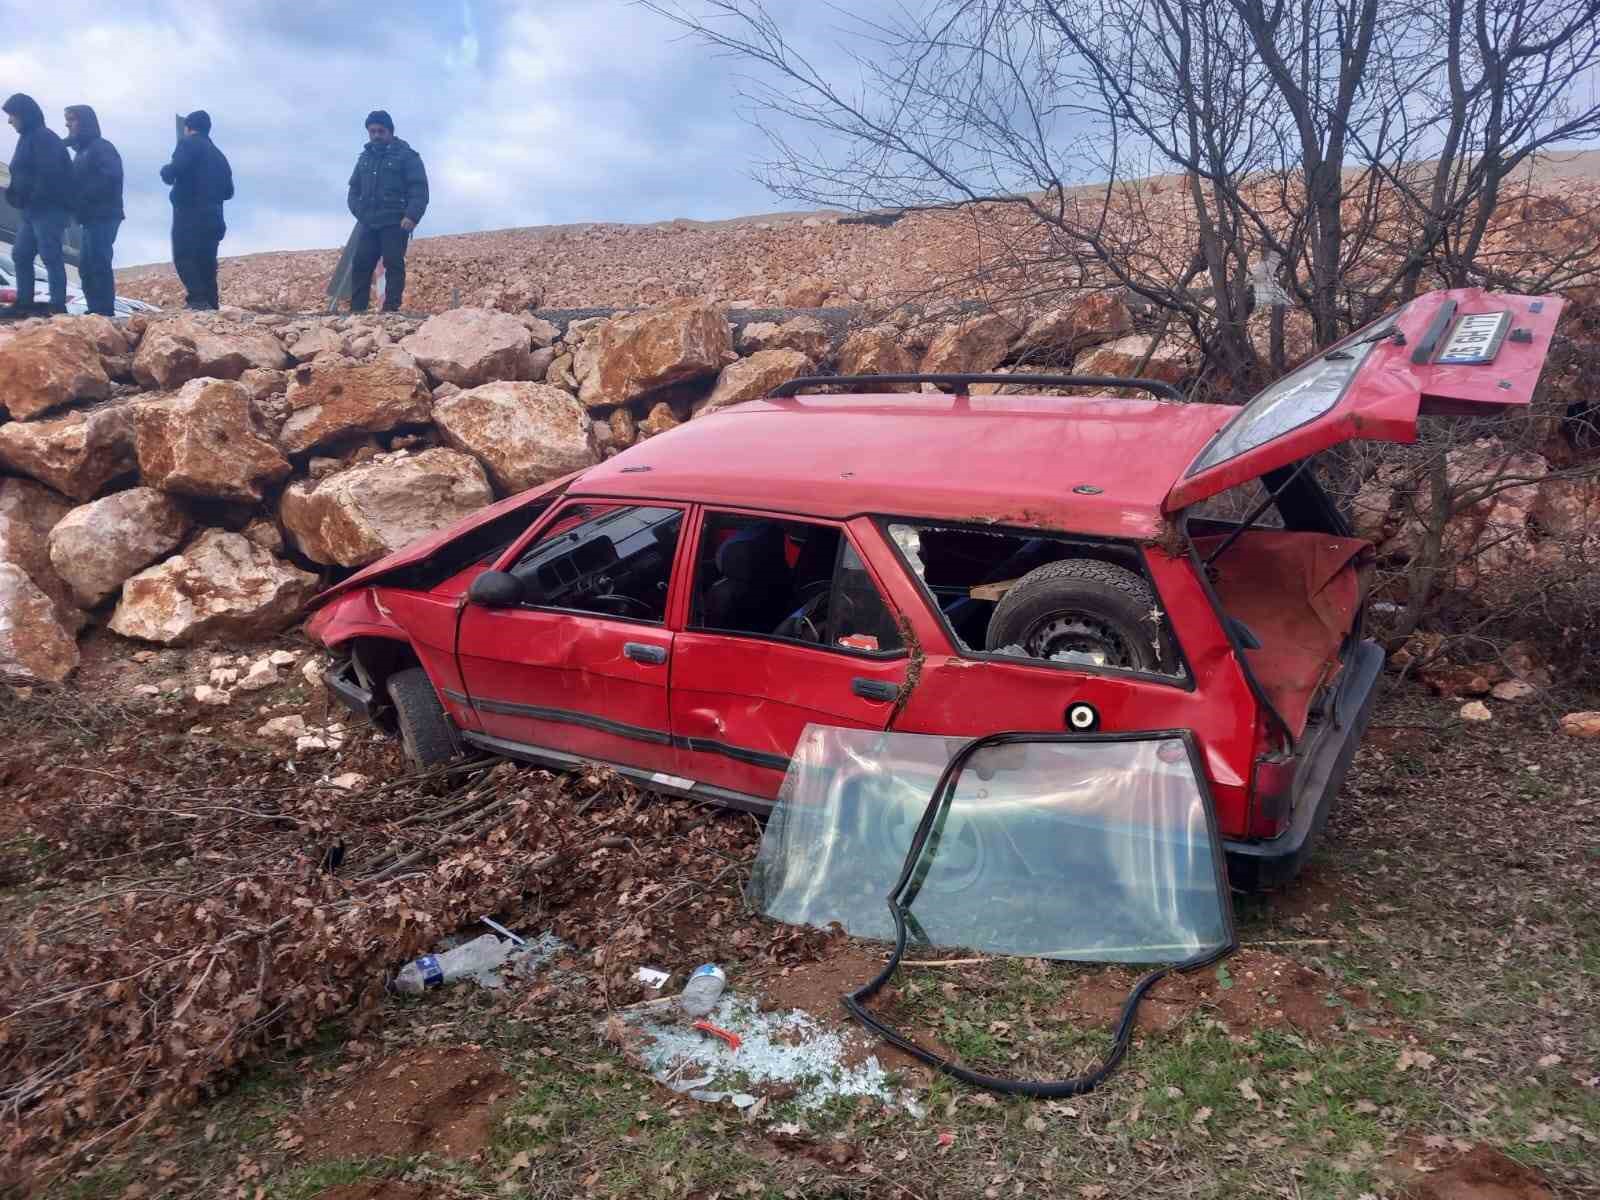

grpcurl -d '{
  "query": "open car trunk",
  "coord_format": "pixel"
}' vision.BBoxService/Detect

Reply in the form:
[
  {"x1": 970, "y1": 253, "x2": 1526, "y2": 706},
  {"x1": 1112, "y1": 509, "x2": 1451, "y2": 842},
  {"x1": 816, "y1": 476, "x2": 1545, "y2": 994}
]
[
  {"x1": 1190, "y1": 530, "x2": 1370, "y2": 738},
  {"x1": 1165, "y1": 289, "x2": 1565, "y2": 513}
]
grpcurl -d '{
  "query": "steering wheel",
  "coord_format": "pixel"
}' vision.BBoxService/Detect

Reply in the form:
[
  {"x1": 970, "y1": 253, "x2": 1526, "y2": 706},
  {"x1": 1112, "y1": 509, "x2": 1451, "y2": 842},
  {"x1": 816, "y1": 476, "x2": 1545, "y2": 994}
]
[
  {"x1": 785, "y1": 583, "x2": 832, "y2": 643},
  {"x1": 591, "y1": 593, "x2": 654, "y2": 618}
]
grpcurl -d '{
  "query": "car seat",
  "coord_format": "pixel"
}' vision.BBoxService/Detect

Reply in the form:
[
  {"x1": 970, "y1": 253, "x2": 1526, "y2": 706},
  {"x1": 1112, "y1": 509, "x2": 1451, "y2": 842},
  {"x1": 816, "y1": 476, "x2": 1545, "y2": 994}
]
[{"x1": 702, "y1": 523, "x2": 794, "y2": 633}]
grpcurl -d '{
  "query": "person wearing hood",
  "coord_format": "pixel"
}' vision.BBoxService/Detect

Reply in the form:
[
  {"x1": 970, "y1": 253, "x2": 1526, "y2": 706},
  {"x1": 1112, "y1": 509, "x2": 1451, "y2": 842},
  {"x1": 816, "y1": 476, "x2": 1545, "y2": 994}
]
[
  {"x1": 159, "y1": 110, "x2": 233, "y2": 310},
  {"x1": 64, "y1": 105, "x2": 124, "y2": 318},
  {"x1": 346, "y1": 110, "x2": 428, "y2": 312},
  {"x1": 2, "y1": 93, "x2": 73, "y2": 316}
]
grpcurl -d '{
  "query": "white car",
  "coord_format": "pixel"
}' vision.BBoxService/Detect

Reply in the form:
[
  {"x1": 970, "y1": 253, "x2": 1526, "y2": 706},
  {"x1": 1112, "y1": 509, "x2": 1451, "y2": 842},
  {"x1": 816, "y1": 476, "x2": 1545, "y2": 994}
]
[{"x1": 0, "y1": 251, "x2": 157, "y2": 317}]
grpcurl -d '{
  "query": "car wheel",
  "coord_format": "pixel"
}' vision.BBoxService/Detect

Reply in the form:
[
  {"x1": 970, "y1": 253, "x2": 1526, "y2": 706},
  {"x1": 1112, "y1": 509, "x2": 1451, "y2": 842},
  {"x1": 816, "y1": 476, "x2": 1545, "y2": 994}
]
[
  {"x1": 388, "y1": 667, "x2": 461, "y2": 769},
  {"x1": 845, "y1": 779, "x2": 990, "y2": 896},
  {"x1": 984, "y1": 559, "x2": 1162, "y2": 671}
]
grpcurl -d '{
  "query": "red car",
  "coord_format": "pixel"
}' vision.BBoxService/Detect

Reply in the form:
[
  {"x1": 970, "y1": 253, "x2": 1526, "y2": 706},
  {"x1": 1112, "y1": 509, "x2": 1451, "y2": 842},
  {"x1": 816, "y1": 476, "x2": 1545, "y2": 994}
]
[{"x1": 306, "y1": 289, "x2": 1561, "y2": 888}]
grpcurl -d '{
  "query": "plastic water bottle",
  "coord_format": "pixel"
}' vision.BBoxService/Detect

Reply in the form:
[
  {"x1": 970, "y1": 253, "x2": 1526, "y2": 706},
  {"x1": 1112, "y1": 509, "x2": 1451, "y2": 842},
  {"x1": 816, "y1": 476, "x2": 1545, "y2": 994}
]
[
  {"x1": 679, "y1": 963, "x2": 726, "y2": 1016},
  {"x1": 393, "y1": 933, "x2": 510, "y2": 994}
]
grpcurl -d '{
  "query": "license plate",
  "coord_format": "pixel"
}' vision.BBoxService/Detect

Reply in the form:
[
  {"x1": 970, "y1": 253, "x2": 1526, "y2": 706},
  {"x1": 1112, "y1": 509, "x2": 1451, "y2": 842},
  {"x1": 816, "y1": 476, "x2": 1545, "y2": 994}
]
[{"x1": 1436, "y1": 310, "x2": 1511, "y2": 364}]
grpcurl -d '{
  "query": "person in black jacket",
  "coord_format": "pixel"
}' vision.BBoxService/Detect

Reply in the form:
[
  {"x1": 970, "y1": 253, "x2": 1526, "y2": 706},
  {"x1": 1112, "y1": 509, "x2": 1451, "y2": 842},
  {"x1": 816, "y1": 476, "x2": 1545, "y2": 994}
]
[
  {"x1": 346, "y1": 110, "x2": 428, "y2": 312},
  {"x1": 159, "y1": 110, "x2": 233, "y2": 310},
  {"x1": 64, "y1": 105, "x2": 123, "y2": 317},
  {"x1": 2, "y1": 93, "x2": 73, "y2": 316}
]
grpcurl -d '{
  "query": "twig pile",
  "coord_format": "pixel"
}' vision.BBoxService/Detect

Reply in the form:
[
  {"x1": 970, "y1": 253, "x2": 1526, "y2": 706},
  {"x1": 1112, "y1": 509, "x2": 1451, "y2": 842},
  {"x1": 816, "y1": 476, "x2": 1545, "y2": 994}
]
[{"x1": 0, "y1": 686, "x2": 758, "y2": 1186}]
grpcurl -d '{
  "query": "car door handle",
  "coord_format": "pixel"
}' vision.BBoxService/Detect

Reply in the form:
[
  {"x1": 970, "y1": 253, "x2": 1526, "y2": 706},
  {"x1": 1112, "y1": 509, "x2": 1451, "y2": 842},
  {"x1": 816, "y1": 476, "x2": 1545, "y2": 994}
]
[
  {"x1": 851, "y1": 678, "x2": 900, "y2": 702},
  {"x1": 624, "y1": 642, "x2": 668, "y2": 665}
]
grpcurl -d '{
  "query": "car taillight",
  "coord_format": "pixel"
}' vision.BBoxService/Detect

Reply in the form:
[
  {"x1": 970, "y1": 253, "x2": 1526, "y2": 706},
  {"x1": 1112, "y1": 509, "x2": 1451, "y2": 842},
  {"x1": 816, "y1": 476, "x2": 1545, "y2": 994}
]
[
  {"x1": 1248, "y1": 754, "x2": 1296, "y2": 839},
  {"x1": 0, "y1": 287, "x2": 14, "y2": 303}
]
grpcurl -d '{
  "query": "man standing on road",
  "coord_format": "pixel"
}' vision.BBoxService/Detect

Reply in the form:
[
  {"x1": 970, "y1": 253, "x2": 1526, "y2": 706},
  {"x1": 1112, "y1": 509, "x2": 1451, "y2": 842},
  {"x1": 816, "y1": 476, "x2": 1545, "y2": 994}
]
[
  {"x1": 64, "y1": 105, "x2": 123, "y2": 318},
  {"x1": 2, "y1": 94, "x2": 73, "y2": 316},
  {"x1": 159, "y1": 110, "x2": 233, "y2": 310},
  {"x1": 347, "y1": 110, "x2": 428, "y2": 312}
]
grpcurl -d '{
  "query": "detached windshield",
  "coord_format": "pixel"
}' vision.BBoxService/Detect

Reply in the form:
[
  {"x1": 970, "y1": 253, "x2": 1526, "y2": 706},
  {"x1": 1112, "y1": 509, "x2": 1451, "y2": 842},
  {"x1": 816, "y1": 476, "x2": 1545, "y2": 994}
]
[
  {"x1": 749, "y1": 726, "x2": 1232, "y2": 964},
  {"x1": 1188, "y1": 319, "x2": 1396, "y2": 475}
]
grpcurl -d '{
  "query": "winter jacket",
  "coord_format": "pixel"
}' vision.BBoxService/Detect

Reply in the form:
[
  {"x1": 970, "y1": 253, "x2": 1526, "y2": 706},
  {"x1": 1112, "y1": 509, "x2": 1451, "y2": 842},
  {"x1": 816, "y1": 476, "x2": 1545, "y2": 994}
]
[
  {"x1": 347, "y1": 137, "x2": 428, "y2": 229},
  {"x1": 64, "y1": 105, "x2": 124, "y2": 223},
  {"x1": 2, "y1": 93, "x2": 73, "y2": 213},
  {"x1": 160, "y1": 132, "x2": 234, "y2": 216}
]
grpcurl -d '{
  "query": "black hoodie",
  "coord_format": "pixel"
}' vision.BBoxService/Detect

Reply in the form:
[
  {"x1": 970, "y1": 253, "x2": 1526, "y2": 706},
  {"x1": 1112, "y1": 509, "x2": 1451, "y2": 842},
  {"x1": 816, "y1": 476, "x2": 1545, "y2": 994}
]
[
  {"x1": 3, "y1": 93, "x2": 72, "y2": 212},
  {"x1": 64, "y1": 105, "x2": 124, "y2": 223}
]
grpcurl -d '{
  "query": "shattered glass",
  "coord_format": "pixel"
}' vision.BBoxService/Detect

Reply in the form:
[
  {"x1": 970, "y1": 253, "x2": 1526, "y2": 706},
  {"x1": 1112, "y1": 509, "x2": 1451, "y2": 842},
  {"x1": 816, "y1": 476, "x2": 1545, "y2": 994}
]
[{"x1": 749, "y1": 726, "x2": 1231, "y2": 964}]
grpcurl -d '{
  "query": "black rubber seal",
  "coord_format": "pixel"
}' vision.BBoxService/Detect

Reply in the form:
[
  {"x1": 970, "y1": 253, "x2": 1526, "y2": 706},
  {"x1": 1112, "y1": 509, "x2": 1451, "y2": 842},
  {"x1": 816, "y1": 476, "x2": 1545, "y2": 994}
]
[{"x1": 841, "y1": 729, "x2": 1237, "y2": 1097}]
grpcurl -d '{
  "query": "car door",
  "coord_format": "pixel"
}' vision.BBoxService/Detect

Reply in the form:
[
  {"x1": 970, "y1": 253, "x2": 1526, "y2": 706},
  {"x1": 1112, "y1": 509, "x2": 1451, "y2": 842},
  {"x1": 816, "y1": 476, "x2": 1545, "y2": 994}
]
[
  {"x1": 453, "y1": 499, "x2": 688, "y2": 774},
  {"x1": 1166, "y1": 289, "x2": 1565, "y2": 511},
  {"x1": 668, "y1": 508, "x2": 911, "y2": 800}
]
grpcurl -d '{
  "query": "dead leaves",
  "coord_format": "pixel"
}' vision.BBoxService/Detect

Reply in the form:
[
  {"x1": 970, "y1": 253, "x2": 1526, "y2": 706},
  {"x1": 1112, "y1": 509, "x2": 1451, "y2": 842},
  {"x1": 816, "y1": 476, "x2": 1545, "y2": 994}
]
[{"x1": 1394, "y1": 1047, "x2": 1438, "y2": 1073}]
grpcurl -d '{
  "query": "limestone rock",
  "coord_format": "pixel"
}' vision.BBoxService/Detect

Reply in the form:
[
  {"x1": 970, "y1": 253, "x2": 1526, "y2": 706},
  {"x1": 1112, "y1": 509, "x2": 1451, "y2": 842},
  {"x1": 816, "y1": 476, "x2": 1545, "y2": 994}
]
[
  {"x1": 259, "y1": 713, "x2": 309, "y2": 739},
  {"x1": 1490, "y1": 679, "x2": 1536, "y2": 702},
  {"x1": 400, "y1": 307, "x2": 533, "y2": 387},
  {"x1": 609, "y1": 407, "x2": 638, "y2": 449},
  {"x1": 638, "y1": 402, "x2": 681, "y2": 439},
  {"x1": 699, "y1": 349, "x2": 813, "y2": 415},
  {"x1": 131, "y1": 313, "x2": 290, "y2": 389},
  {"x1": 108, "y1": 529, "x2": 319, "y2": 644},
  {"x1": 278, "y1": 359, "x2": 433, "y2": 454},
  {"x1": 288, "y1": 326, "x2": 349, "y2": 362},
  {"x1": 522, "y1": 316, "x2": 559, "y2": 348},
  {"x1": 919, "y1": 313, "x2": 1014, "y2": 375},
  {"x1": 134, "y1": 378, "x2": 292, "y2": 503},
  {"x1": 527, "y1": 345, "x2": 556, "y2": 381},
  {"x1": 0, "y1": 477, "x2": 83, "y2": 632},
  {"x1": 52, "y1": 313, "x2": 127, "y2": 357},
  {"x1": 837, "y1": 326, "x2": 916, "y2": 390},
  {"x1": 433, "y1": 381, "x2": 598, "y2": 494},
  {"x1": 241, "y1": 517, "x2": 284, "y2": 556},
  {"x1": 279, "y1": 448, "x2": 494, "y2": 567},
  {"x1": 1074, "y1": 335, "x2": 1194, "y2": 387},
  {"x1": 0, "y1": 563, "x2": 78, "y2": 682},
  {"x1": 1013, "y1": 294, "x2": 1133, "y2": 360},
  {"x1": 736, "y1": 316, "x2": 830, "y2": 360},
  {"x1": 548, "y1": 352, "x2": 577, "y2": 391},
  {"x1": 48, "y1": 487, "x2": 192, "y2": 607},
  {"x1": 580, "y1": 300, "x2": 731, "y2": 408},
  {"x1": 0, "y1": 402, "x2": 137, "y2": 500},
  {"x1": 1559, "y1": 711, "x2": 1600, "y2": 738},
  {"x1": 0, "y1": 323, "x2": 111, "y2": 419}
]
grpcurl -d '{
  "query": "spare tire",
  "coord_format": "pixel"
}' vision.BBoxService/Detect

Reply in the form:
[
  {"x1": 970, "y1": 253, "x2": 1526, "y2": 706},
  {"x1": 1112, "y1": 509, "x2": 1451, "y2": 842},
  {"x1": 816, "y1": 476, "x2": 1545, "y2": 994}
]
[{"x1": 984, "y1": 559, "x2": 1162, "y2": 671}]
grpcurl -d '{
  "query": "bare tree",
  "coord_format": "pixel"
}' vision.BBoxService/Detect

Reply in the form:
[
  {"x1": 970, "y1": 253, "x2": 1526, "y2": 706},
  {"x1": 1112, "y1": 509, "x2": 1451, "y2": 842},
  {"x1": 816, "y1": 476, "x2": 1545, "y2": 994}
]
[{"x1": 646, "y1": 0, "x2": 1600, "y2": 382}]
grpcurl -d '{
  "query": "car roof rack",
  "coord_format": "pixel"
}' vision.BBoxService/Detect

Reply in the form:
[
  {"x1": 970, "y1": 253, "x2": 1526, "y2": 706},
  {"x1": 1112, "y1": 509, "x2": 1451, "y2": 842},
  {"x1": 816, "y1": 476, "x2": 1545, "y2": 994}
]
[{"x1": 769, "y1": 373, "x2": 1186, "y2": 402}]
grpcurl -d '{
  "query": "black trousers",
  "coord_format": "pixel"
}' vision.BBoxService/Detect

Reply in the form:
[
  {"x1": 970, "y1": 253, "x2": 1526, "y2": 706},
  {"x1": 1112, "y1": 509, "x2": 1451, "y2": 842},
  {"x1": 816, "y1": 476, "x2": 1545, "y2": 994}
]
[
  {"x1": 350, "y1": 223, "x2": 410, "y2": 312},
  {"x1": 172, "y1": 210, "x2": 224, "y2": 310}
]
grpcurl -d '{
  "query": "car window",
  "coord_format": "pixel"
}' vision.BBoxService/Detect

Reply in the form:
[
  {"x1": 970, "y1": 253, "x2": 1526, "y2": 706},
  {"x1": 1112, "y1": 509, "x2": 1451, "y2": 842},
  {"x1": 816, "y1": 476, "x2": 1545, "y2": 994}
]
[
  {"x1": 1188, "y1": 322, "x2": 1392, "y2": 475},
  {"x1": 508, "y1": 502, "x2": 682, "y2": 623},
  {"x1": 886, "y1": 520, "x2": 1184, "y2": 677},
  {"x1": 691, "y1": 512, "x2": 903, "y2": 654}
]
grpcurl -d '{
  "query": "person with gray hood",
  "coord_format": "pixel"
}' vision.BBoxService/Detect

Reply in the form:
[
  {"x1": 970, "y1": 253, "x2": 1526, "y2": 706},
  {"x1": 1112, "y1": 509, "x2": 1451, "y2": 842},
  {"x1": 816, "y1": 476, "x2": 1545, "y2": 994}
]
[
  {"x1": 346, "y1": 109, "x2": 428, "y2": 311},
  {"x1": 2, "y1": 93, "x2": 72, "y2": 316},
  {"x1": 64, "y1": 105, "x2": 123, "y2": 317}
]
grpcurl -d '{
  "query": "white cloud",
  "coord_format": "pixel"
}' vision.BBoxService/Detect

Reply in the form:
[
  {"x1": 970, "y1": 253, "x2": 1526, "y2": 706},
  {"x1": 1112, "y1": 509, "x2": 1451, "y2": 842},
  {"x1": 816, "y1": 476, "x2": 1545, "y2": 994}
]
[{"x1": 0, "y1": 0, "x2": 880, "y2": 267}]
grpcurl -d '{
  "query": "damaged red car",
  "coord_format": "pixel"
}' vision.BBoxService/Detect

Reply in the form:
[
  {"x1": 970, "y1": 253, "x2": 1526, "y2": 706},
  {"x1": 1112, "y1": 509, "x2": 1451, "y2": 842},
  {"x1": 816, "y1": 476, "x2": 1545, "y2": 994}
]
[{"x1": 306, "y1": 288, "x2": 1562, "y2": 889}]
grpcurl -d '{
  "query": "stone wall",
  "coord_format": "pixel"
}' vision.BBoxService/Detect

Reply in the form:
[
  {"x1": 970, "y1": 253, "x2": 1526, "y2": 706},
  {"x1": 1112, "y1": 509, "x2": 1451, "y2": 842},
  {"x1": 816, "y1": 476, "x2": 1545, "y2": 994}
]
[{"x1": 0, "y1": 293, "x2": 1138, "y2": 682}]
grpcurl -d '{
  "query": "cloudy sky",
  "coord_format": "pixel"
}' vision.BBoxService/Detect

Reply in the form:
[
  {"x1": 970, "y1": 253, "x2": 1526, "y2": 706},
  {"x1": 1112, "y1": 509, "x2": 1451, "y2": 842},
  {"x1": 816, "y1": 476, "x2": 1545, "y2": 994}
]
[{"x1": 0, "y1": 0, "x2": 848, "y2": 266}]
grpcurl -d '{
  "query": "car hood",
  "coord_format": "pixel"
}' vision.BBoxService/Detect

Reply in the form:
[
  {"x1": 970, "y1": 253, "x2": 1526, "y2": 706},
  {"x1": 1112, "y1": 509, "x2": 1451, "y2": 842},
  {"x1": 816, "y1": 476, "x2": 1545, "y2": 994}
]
[{"x1": 307, "y1": 471, "x2": 579, "y2": 608}]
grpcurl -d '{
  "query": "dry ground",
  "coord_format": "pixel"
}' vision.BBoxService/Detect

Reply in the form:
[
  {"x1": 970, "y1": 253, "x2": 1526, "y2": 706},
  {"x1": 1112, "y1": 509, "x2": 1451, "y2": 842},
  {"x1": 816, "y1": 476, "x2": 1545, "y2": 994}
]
[{"x1": 2, "y1": 633, "x2": 1596, "y2": 1200}]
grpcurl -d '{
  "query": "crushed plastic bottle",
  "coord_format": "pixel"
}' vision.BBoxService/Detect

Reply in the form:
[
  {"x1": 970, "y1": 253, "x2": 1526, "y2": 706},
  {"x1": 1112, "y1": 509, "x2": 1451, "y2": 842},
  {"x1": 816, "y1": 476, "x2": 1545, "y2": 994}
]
[
  {"x1": 393, "y1": 933, "x2": 510, "y2": 994},
  {"x1": 678, "y1": 963, "x2": 727, "y2": 1017}
]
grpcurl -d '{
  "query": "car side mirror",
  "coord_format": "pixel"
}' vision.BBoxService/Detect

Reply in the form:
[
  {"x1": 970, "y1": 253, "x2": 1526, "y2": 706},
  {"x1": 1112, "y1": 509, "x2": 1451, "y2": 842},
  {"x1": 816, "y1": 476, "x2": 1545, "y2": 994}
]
[{"x1": 468, "y1": 570, "x2": 524, "y2": 608}]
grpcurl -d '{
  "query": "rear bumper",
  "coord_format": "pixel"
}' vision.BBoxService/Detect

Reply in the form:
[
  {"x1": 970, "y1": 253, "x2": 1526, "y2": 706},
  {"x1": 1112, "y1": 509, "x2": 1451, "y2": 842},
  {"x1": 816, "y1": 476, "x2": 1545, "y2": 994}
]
[
  {"x1": 1223, "y1": 639, "x2": 1384, "y2": 890},
  {"x1": 324, "y1": 658, "x2": 377, "y2": 720}
]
